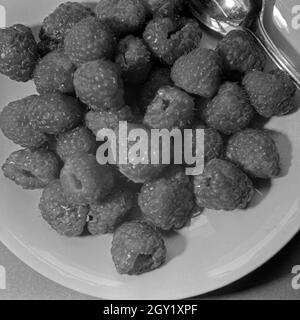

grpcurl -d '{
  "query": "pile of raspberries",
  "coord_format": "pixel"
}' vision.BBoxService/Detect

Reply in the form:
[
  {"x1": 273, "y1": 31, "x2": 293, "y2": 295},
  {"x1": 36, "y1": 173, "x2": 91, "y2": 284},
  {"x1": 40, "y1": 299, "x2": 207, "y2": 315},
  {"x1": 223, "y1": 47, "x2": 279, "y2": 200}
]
[{"x1": 0, "y1": 0, "x2": 297, "y2": 275}]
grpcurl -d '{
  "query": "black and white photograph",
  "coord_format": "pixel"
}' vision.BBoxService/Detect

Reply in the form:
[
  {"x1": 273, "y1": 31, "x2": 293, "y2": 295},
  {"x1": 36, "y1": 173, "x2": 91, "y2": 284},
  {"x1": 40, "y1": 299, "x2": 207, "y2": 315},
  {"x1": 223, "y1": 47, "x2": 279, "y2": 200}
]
[{"x1": 0, "y1": 0, "x2": 300, "y2": 305}]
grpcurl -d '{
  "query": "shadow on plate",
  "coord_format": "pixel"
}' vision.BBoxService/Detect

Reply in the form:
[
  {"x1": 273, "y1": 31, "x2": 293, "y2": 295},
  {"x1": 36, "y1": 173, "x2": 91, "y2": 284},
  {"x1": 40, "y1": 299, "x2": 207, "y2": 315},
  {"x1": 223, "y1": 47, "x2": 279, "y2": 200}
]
[
  {"x1": 248, "y1": 178, "x2": 272, "y2": 209},
  {"x1": 162, "y1": 230, "x2": 187, "y2": 264}
]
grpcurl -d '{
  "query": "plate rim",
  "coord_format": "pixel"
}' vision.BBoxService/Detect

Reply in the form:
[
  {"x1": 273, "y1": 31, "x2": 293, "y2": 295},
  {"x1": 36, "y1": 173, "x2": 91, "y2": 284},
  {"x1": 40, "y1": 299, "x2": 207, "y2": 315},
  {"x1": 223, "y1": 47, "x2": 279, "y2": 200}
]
[{"x1": 1, "y1": 210, "x2": 299, "y2": 300}]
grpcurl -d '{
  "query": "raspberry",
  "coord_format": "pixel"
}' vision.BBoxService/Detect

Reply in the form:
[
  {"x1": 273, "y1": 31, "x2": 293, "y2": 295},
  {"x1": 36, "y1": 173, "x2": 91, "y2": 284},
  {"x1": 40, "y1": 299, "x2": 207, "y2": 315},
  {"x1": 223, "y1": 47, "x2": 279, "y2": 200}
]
[
  {"x1": 139, "y1": 67, "x2": 172, "y2": 111},
  {"x1": 95, "y1": 0, "x2": 147, "y2": 36},
  {"x1": 55, "y1": 126, "x2": 98, "y2": 162},
  {"x1": 29, "y1": 93, "x2": 83, "y2": 135},
  {"x1": 117, "y1": 123, "x2": 168, "y2": 183},
  {"x1": 142, "y1": 0, "x2": 187, "y2": 17},
  {"x1": 0, "y1": 24, "x2": 38, "y2": 82},
  {"x1": 115, "y1": 35, "x2": 153, "y2": 85},
  {"x1": 216, "y1": 30, "x2": 266, "y2": 74},
  {"x1": 88, "y1": 189, "x2": 134, "y2": 235},
  {"x1": 33, "y1": 50, "x2": 76, "y2": 94},
  {"x1": 143, "y1": 17, "x2": 202, "y2": 65},
  {"x1": 111, "y1": 220, "x2": 166, "y2": 275},
  {"x1": 143, "y1": 86, "x2": 194, "y2": 130},
  {"x1": 193, "y1": 159, "x2": 254, "y2": 211},
  {"x1": 269, "y1": 69, "x2": 296, "y2": 98},
  {"x1": 39, "y1": 2, "x2": 94, "y2": 43},
  {"x1": 138, "y1": 167, "x2": 194, "y2": 230},
  {"x1": 39, "y1": 180, "x2": 88, "y2": 237},
  {"x1": 171, "y1": 48, "x2": 222, "y2": 98},
  {"x1": 0, "y1": 96, "x2": 48, "y2": 148},
  {"x1": 226, "y1": 129, "x2": 281, "y2": 179},
  {"x1": 74, "y1": 60, "x2": 125, "y2": 111},
  {"x1": 64, "y1": 16, "x2": 116, "y2": 67},
  {"x1": 2, "y1": 148, "x2": 60, "y2": 190},
  {"x1": 60, "y1": 153, "x2": 115, "y2": 205},
  {"x1": 85, "y1": 106, "x2": 135, "y2": 136},
  {"x1": 202, "y1": 82, "x2": 255, "y2": 135},
  {"x1": 37, "y1": 38, "x2": 64, "y2": 58},
  {"x1": 192, "y1": 124, "x2": 224, "y2": 164},
  {"x1": 243, "y1": 70, "x2": 297, "y2": 118}
]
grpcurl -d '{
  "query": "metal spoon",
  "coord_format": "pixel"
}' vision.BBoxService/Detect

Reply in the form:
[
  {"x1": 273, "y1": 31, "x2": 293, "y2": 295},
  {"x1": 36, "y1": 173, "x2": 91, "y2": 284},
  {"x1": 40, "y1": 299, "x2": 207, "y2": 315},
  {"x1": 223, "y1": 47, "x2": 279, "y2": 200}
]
[{"x1": 189, "y1": 0, "x2": 300, "y2": 88}]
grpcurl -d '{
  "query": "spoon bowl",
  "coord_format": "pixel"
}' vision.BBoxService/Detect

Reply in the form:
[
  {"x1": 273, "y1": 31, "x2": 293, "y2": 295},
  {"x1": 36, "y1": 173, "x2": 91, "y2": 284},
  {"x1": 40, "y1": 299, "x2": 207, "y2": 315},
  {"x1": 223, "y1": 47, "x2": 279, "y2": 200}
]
[{"x1": 189, "y1": 0, "x2": 300, "y2": 88}]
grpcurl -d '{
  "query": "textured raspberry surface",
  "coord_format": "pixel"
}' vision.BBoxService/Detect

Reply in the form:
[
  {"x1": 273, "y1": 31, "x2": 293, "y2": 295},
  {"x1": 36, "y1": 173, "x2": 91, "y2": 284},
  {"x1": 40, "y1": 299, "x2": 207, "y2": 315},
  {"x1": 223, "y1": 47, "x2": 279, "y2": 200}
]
[
  {"x1": 88, "y1": 189, "x2": 134, "y2": 235},
  {"x1": 226, "y1": 129, "x2": 281, "y2": 179},
  {"x1": 56, "y1": 126, "x2": 98, "y2": 161},
  {"x1": 115, "y1": 35, "x2": 152, "y2": 86},
  {"x1": 138, "y1": 167, "x2": 194, "y2": 230},
  {"x1": 202, "y1": 82, "x2": 255, "y2": 135},
  {"x1": 143, "y1": 86, "x2": 194, "y2": 130},
  {"x1": 2, "y1": 148, "x2": 60, "y2": 190},
  {"x1": 39, "y1": 2, "x2": 94, "y2": 43},
  {"x1": 0, "y1": 95, "x2": 48, "y2": 148},
  {"x1": 111, "y1": 220, "x2": 166, "y2": 275},
  {"x1": 60, "y1": 153, "x2": 115, "y2": 205},
  {"x1": 74, "y1": 60, "x2": 125, "y2": 111},
  {"x1": 171, "y1": 48, "x2": 222, "y2": 98},
  {"x1": 95, "y1": 0, "x2": 147, "y2": 35},
  {"x1": 143, "y1": 17, "x2": 202, "y2": 65},
  {"x1": 34, "y1": 50, "x2": 76, "y2": 94},
  {"x1": 64, "y1": 16, "x2": 116, "y2": 67},
  {"x1": 193, "y1": 159, "x2": 254, "y2": 211},
  {"x1": 39, "y1": 180, "x2": 88, "y2": 237},
  {"x1": 0, "y1": 24, "x2": 38, "y2": 82},
  {"x1": 29, "y1": 93, "x2": 83, "y2": 135}
]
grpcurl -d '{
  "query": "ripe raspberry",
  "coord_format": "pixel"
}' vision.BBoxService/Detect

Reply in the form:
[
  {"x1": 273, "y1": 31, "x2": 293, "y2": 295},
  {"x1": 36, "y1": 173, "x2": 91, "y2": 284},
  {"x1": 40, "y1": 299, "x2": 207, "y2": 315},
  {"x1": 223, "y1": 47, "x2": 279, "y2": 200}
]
[
  {"x1": 60, "y1": 153, "x2": 114, "y2": 205},
  {"x1": 143, "y1": 17, "x2": 202, "y2": 65},
  {"x1": 117, "y1": 123, "x2": 168, "y2": 183},
  {"x1": 115, "y1": 35, "x2": 152, "y2": 85},
  {"x1": 192, "y1": 124, "x2": 224, "y2": 164},
  {"x1": 193, "y1": 159, "x2": 254, "y2": 211},
  {"x1": 33, "y1": 50, "x2": 76, "y2": 94},
  {"x1": 88, "y1": 189, "x2": 134, "y2": 235},
  {"x1": 269, "y1": 69, "x2": 297, "y2": 98},
  {"x1": 202, "y1": 82, "x2": 255, "y2": 135},
  {"x1": 39, "y1": 180, "x2": 88, "y2": 237},
  {"x1": 37, "y1": 38, "x2": 64, "y2": 58},
  {"x1": 64, "y1": 16, "x2": 116, "y2": 67},
  {"x1": 171, "y1": 48, "x2": 222, "y2": 98},
  {"x1": 29, "y1": 93, "x2": 83, "y2": 135},
  {"x1": 0, "y1": 96, "x2": 48, "y2": 148},
  {"x1": 138, "y1": 167, "x2": 194, "y2": 230},
  {"x1": 0, "y1": 24, "x2": 38, "y2": 82},
  {"x1": 226, "y1": 129, "x2": 281, "y2": 179},
  {"x1": 95, "y1": 0, "x2": 147, "y2": 36},
  {"x1": 39, "y1": 2, "x2": 94, "y2": 43},
  {"x1": 2, "y1": 148, "x2": 60, "y2": 190},
  {"x1": 143, "y1": 86, "x2": 194, "y2": 130},
  {"x1": 142, "y1": 0, "x2": 187, "y2": 17},
  {"x1": 74, "y1": 60, "x2": 125, "y2": 111},
  {"x1": 111, "y1": 220, "x2": 166, "y2": 275},
  {"x1": 243, "y1": 70, "x2": 297, "y2": 118},
  {"x1": 55, "y1": 126, "x2": 98, "y2": 162},
  {"x1": 85, "y1": 106, "x2": 135, "y2": 136},
  {"x1": 139, "y1": 67, "x2": 172, "y2": 111},
  {"x1": 216, "y1": 30, "x2": 266, "y2": 74}
]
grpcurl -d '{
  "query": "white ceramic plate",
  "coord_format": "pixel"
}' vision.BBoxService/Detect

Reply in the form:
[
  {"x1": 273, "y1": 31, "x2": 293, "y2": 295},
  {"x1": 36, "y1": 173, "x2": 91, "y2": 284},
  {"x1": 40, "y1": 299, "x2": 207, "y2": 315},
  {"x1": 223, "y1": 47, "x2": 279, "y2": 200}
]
[{"x1": 0, "y1": 0, "x2": 300, "y2": 300}]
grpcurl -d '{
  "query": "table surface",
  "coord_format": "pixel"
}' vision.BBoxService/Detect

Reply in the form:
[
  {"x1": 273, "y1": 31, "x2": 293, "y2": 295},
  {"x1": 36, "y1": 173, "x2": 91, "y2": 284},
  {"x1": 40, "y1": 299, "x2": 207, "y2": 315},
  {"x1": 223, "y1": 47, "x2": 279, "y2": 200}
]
[{"x1": 0, "y1": 233, "x2": 300, "y2": 300}]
